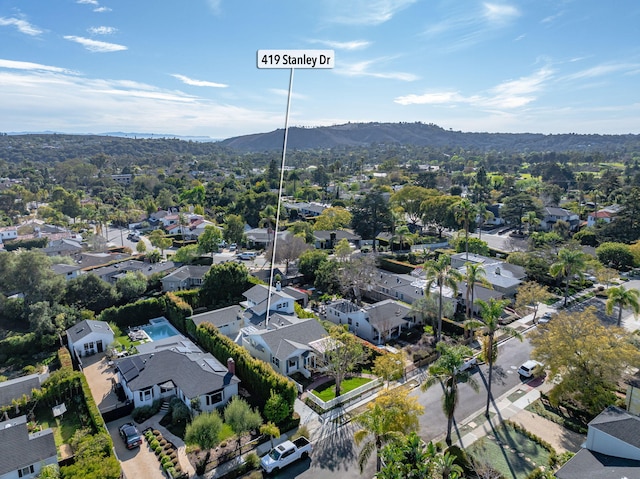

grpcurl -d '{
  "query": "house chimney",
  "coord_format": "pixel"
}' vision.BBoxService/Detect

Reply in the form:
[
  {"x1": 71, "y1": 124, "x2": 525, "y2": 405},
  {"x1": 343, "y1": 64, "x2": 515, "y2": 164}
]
[{"x1": 227, "y1": 358, "x2": 235, "y2": 375}]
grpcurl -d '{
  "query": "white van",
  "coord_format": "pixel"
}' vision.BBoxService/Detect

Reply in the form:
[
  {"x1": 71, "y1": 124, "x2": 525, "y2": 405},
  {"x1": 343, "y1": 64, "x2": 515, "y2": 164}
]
[
  {"x1": 238, "y1": 252, "x2": 257, "y2": 260},
  {"x1": 518, "y1": 360, "x2": 542, "y2": 378}
]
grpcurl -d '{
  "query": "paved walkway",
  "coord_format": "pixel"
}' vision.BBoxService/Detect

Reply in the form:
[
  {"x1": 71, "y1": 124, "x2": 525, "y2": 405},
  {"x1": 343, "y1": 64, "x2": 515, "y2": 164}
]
[{"x1": 140, "y1": 412, "x2": 197, "y2": 478}]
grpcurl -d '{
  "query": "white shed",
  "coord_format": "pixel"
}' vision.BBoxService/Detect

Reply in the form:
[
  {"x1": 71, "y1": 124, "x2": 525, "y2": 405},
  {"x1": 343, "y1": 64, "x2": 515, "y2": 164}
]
[{"x1": 66, "y1": 320, "x2": 115, "y2": 360}]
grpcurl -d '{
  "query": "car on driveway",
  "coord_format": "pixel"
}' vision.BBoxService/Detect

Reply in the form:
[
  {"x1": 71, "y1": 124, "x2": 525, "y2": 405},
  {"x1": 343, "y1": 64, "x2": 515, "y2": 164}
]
[
  {"x1": 538, "y1": 312, "x2": 553, "y2": 323},
  {"x1": 119, "y1": 422, "x2": 142, "y2": 449}
]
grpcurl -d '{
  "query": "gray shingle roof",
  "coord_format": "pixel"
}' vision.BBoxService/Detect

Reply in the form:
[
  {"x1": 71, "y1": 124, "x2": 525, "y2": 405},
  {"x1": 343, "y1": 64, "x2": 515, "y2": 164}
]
[
  {"x1": 0, "y1": 373, "x2": 45, "y2": 407},
  {"x1": 0, "y1": 415, "x2": 56, "y2": 475},
  {"x1": 365, "y1": 299, "x2": 412, "y2": 328},
  {"x1": 66, "y1": 319, "x2": 113, "y2": 343},
  {"x1": 555, "y1": 449, "x2": 640, "y2": 479},
  {"x1": 117, "y1": 349, "x2": 239, "y2": 398},
  {"x1": 252, "y1": 319, "x2": 328, "y2": 361},
  {"x1": 589, "y1": 406, "x2": 640, "y2": 449},
  {"x1": 162, "y1": 265, "x2": 210, "y2": 282},
  {"x1": 190, "y1": 306, "x2": 243, "y2": 328}
]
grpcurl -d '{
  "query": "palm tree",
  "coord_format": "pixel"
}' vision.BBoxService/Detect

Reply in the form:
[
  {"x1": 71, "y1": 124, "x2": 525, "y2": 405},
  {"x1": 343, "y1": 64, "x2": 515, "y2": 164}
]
[
  {"x1": 476, "y1": 203, "x2": 494, "y2": 241},
  {"x1": 521, "y1": 211, "x2": 540, "y2": 235},
  {"x1": 454, "y1": 198, "x2": 475, "y2": 261},
  {"x1": 391, "y1": 225, "x2": 416, "y2": 252},
  {"x1": 462, "y1": 262, "x2": 492, "y2": 321},
  {"x1": 549, "y1": 248, "x2": 590, "y2": 306},
  {"x1": 424, "y1": 255, "x2": 463, "y2": 344},
  {"x1": 354, "y1": 389, "x2": 424, "y2": 473},
  {"x1": 421, "y1": 342, "x2": 479, "y2": 446},
  {"x1": 472, "y1": 298, "x2": 522, "y2": 416},
  {"x1": 605, "y1": 285, "x2": 640, "y2": 327}
]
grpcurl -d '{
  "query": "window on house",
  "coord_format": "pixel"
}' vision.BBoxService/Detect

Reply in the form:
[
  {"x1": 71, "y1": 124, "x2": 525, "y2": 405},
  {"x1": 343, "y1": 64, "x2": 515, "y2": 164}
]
[
  {"x1": 348, "y1": 318, "x2": 352, "y2": 325},
  {"x1": 140, "y1": 387, "x2": 153, "y2": 401},
  {"x1": 272, "y1": 357, "x2": 280, "y2": 368},
  {"x1": 18, "y1": 465, "x2": 35, "y2": 477},
  {"x1": 84, "y1": 342, "x2": 94, "y2": 351},
  {"x1": 205, "y1": 391, "x2": 223, "y2": 406},
  {"x1": 356, "y1": 322, "x2": 359, "y2": 328},
  {"x1": 288, "y1": 359, "x2": 297, "y2": 370}
]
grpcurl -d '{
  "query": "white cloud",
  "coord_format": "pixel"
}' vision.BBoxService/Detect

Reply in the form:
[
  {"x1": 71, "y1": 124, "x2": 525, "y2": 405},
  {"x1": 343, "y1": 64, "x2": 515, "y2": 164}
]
[
  {"x1": 325, "y1": 0, "x2": 417, "y2": 26},
  {"x1": 77, "y1": 0, "x2": 99, "y2": 4},
  {"x1": 309, "y1": 39, "x2": 370, "y2": 51},
  {"x1": 0, "y1": 67, "x2": 277, "y2": 137},
  {"x1": 171, "y1": 74, "x2": 228, "y2": 88},
  {"x1": 64, "y1": 36, "x2": 127, "y2": 52},
  {"x1": 94, "y1": 7, "x2": 111, "y2": 12},
  {"x1": 88, "y1": 26, "x2": 116, "y2": 35},
  {"x1": 483, "y1": 3, "x2": 520, "y2": 23},
  {"x1": 563, "y1": 62, "x2": 640, "y2": 81},
  {"x1": 0, "y1": 17, "x2": 43, "y2": 36},
  {"x1": 337, "y1": 59, "x2": 418, "y2": 81},
  {"x1": 0, "y1": 58, "x2": 76, "y2": 74},
  {"x1": 395, "y1": 67, "x2": 553, "y2": 109},
  {"x1": 268, "y1": 88, "x2": 308, "y2": 100},
  {"x1": 394, "y1": 91, "x2": 468, "y2": 106}
]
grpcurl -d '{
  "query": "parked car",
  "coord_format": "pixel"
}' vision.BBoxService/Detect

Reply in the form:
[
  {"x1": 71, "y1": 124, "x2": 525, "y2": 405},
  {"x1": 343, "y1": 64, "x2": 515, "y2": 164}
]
[
  {"x1": 229, "y1": 243, "x2": 237, "y2": 251},
  {"x1": 518, "y1": 360, "x2": 543, "y2": 378},
  {"x1": 261, "y1": 436, "x2": 312, "y2": 474},
  {"x1": 119, "y1": 422, "x2": 142, "y2": 449},
  {"x1": 456, "y1": 356, "x2": 477, "y2": 373},
  {"x1": 238, "y1": 251, "x2": 257, "y2": 260},
  {"x1": 538, "y1": 312, "x2": 553, "y2": 324}
]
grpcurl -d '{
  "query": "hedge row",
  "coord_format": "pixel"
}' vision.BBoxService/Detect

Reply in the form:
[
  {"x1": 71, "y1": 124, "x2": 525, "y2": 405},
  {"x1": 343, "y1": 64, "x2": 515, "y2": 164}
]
[
  {"x1": 378, "y1": 257, "x2": 416, "y2": 274},
  {"x1": 3, "y1": 237, "x2": 47, "y2": 251},
  {"x1": 98, "y1": 297, "x2": 165, "y2": 328},
  {"x1": 163, "y1": 293, "x2": 193, "y2": 334},
  {"x1": 192, "y1": 322, "x2": 297, "y2": 413}
]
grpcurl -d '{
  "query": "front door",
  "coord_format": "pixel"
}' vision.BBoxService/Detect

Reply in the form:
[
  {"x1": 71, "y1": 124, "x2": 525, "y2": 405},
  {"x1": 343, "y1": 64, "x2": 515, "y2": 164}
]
[{"x1": 96, "y1": 340, "x2": 103, "y2": 353}]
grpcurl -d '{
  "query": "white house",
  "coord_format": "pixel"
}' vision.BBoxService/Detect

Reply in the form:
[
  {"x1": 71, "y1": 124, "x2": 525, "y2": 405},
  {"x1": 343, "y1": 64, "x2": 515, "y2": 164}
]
[
  {"x1": 115, "y1": 349, "x2": 239, "y2": 412},
  {"x1": 66, "y1": 319, "x2": 115, "y2": 360},
  {"x1": 241, "y1": 284, "x2": 296, "y2": 326},
  {"x1": 189, "y1": 306, "x2": 244, "y2": 340},
  {"x1": 586, "y1": 205, "x2": 622, "y2": 227},
  {"x1": 241, "y1": 318, "x2": 328, "y2": 379},
  {"x1": 325, "y1": 298, "x2": 415, "y2": 345},
  {"x1": 540, "y1": 206, "x2": 580, "y2": 232},
  {"x1": 51, "y1": 263, "x2": 83, "y2": 281},
  {"x1": 0, "y1": 415, "x2": 57, "y2": 479},
  {"x1": 0, "y1": 226, "x2": 18, "y2": 244},
  {"x1": 556, "y1": 406, "x2": 640, "y2": 478}
]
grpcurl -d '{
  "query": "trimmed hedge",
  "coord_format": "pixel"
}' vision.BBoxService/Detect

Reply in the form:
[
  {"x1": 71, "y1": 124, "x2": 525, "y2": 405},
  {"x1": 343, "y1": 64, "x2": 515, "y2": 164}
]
[
  {"x1": 193, "y1": 323, "x2": 297, "y2": 413},
  {"x1": 96, "y1": 294, "x2": 192, "y2": 332},
  {"x1": 3, "y1": 237, "x2": 47, "y2": 251},
  {"x1": 378, "y1": 257, "x2": 416, "y2": 274}
]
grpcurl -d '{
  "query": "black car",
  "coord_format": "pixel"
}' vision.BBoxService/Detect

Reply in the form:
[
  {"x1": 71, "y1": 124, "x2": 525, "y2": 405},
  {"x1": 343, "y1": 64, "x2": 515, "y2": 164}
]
[{"x1": 119, "y1": 422, "x2": 142, "y2": 449}]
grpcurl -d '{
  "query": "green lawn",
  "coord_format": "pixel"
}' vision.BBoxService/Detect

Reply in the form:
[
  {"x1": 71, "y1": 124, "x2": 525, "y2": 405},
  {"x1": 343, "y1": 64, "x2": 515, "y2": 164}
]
[
  {"x1": 36, "y1": 400, "x2": 84, "y2": 447},
  {"x1": 467, "y1": 422, "x2": 553, "y2": 479},
  {"x1": 312, "y1": 377, "x2": 372, "y2": 402}
]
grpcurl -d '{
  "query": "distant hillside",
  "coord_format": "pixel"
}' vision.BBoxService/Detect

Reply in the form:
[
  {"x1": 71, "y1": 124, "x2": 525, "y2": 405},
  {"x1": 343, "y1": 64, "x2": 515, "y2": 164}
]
[
  {"x1": 2, "y1": 123, "x2": 639, "y2": 165},
  {"x1": 220, "y1": 122, "x2": 640, "y2": 153}
]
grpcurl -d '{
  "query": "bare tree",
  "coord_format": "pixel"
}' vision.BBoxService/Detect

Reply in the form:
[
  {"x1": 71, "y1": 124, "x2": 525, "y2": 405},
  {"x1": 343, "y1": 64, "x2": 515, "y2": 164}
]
[
  {"x1": 265, "y1": 234, "x2": 311, "y2": 274},
  {"x1": 338, "y1": 255, "x2": 376, "y2": 305}
]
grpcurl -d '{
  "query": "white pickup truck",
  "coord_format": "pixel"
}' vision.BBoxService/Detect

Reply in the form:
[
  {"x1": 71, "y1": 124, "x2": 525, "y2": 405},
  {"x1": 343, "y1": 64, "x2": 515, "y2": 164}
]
[{"x1": 260, "y1": 436, "x2": 312, "y2": 474}]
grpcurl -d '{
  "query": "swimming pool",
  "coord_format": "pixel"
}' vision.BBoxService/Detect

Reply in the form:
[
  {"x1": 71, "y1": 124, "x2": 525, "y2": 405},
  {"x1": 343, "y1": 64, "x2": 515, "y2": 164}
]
[{"x1": 141, "y1": 319, "x2": 180, "y2": 341}]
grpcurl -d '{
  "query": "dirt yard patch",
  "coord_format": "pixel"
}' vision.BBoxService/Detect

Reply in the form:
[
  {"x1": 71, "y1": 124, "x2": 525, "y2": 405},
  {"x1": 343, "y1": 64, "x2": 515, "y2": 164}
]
[{"x1": 508, "y1": 409, "x2": 586, "y2": 453}]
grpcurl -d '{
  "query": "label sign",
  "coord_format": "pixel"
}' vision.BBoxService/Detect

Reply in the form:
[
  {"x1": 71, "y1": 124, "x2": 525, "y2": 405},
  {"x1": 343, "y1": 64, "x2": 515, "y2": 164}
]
[{"x1": 257, "y1": 50, "x2": 335, "y2": 69}]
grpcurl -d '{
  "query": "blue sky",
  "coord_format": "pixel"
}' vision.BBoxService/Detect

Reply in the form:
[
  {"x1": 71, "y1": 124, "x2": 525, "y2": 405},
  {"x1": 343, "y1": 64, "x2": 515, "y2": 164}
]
[{"x1": 1, "y1": 0, "x2": 639, "y2": 139}]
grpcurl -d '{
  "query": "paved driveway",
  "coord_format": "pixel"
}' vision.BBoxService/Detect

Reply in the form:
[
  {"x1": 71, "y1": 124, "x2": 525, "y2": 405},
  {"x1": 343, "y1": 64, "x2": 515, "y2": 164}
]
[
  {"x1": 108, "y1": 417, "x2": 165, "y2": 479},
  {"x1": 81, "y1": 352, "x2": 121, "y2": 413}
]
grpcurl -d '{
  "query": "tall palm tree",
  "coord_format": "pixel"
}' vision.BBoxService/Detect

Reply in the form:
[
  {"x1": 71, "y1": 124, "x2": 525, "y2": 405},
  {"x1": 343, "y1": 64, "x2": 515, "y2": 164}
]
[
  {"x1": 462, "y1": 262, "x2": 492, "y2": 321},
  {"x1": 421, "y1": 343, "x2": 479, "y2": 446},
  {"x1": 354, "y1": 389, "x2": 423, "y2": 473},
  {"x1": 454, "y1": 198, "x2": 475, "y2": 261},
  {"x1": 472, "y1": 298, "x2": 522, "y2": 416},
  {"x1": 549, "y1": 248, "x2": 590, "y2": 306},
  {"x1": 605, "y1": 285, "x2": 640, "y2": 327},
  {"x1": 424, "y1": 255, "x2": 463, "y2": 344}
]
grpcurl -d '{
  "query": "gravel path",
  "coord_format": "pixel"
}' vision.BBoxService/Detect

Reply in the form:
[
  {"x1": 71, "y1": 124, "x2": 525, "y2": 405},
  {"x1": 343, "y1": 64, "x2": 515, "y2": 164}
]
[{"x1": 509, "y1": 409, "x2": 586, "y2": 453}]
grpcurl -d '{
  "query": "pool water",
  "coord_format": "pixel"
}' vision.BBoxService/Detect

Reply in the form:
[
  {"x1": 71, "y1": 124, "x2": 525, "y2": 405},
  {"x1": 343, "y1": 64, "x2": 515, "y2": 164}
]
[{"x1": 141, "y1": 321, "x2": 180, "y2": 341}]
